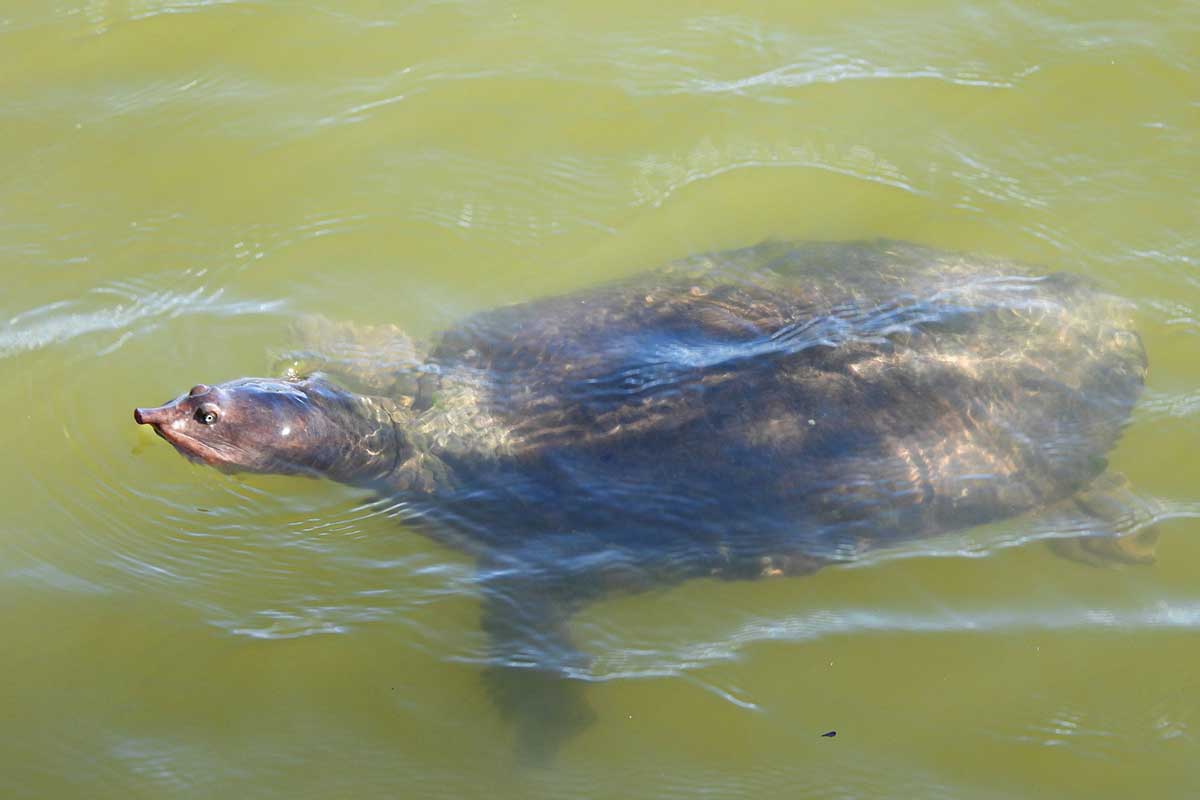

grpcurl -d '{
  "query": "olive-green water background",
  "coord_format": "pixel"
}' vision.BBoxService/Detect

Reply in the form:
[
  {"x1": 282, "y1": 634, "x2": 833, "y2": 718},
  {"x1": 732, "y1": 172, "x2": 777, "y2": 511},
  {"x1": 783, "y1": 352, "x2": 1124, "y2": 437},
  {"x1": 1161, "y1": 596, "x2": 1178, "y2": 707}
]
[{"x1": 3, "y1": 2, "x2": 1200, "y2": 797}]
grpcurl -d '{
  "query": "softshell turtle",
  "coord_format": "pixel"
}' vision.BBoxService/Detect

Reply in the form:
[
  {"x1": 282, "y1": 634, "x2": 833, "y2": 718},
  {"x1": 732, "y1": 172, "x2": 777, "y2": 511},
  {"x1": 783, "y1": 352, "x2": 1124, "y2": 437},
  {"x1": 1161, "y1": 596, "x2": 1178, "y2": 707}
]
[{"x1": 134, "y1": 240, "x2": 1155, "y2": 756}]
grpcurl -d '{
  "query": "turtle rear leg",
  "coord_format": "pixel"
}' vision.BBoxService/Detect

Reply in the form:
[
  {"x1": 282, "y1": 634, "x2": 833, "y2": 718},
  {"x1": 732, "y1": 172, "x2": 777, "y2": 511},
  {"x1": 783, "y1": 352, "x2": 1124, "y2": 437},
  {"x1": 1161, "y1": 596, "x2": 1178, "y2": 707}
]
[{"x1": 1045, "y1": 473, "x2": 1162, "y2": 567}]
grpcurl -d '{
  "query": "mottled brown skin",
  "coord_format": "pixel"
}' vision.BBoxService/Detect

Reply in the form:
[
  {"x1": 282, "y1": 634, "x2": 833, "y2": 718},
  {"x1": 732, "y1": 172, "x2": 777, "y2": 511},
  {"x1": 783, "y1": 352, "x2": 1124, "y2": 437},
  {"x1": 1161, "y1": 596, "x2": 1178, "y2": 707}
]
[{"x1": 134, "y1": 239, "x2": 1148, "y2": 759}]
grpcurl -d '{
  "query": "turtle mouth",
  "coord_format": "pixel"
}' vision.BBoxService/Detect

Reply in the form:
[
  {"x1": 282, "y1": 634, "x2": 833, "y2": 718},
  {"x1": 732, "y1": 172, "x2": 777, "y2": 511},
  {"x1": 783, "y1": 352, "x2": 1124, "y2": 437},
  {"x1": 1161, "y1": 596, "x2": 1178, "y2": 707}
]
[
  {"x1": 137, "y1": 414, "x2": 232, "y2": 470},
  {"x1": 154, "y1": 425, "x2": 229, "y2": 468}
]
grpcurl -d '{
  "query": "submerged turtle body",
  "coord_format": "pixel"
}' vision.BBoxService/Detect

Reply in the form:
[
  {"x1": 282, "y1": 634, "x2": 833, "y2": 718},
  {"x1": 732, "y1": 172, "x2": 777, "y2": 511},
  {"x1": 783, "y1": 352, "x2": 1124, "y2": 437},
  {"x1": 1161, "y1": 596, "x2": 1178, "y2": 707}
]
[
  {"x1": 134, "y1": 239, "x2": 1149, "y2": 756},
  {"x1": 264, "y1": 240, "x2": 1146, "y2": 573},
  {"x1": 407, "y1": 240, "x2": 1144, "y2": 569}
]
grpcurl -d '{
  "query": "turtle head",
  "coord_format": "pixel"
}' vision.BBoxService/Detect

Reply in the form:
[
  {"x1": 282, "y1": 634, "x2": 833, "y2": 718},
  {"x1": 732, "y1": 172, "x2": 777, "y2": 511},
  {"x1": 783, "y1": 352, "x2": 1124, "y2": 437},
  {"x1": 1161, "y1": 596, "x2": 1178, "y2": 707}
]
[{"x1": 134, "y1": 376, "x2": 398, "y2": 481}]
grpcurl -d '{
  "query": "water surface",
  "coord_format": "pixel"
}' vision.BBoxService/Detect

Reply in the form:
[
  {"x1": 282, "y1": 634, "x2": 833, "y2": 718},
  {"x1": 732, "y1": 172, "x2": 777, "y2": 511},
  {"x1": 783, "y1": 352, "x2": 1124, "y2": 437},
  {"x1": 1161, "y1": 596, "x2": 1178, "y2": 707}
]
[{"x1": 2, "y1": 1, "x2": 1199, "y2": 797}]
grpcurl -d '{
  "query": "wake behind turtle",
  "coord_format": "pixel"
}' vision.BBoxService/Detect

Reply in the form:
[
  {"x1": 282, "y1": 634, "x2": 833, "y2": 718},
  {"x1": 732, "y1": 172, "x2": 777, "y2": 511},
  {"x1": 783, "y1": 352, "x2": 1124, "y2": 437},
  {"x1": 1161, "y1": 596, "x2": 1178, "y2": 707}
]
[{"x1": 133, "y1": 239, "x2": 1153, "y2": 757}]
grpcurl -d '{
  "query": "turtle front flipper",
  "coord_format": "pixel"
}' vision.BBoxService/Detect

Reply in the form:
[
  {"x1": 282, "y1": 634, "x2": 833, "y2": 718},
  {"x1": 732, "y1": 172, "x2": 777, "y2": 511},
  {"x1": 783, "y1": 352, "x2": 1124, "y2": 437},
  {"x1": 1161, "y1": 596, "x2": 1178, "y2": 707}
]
[
  {"x1": 273, "y1": 315, "x2": 425, "y2": 401},
  {"x1": 477, "y1": 567, "x2": 597, "y2": 763},
  {"x1": 1045, "y1": 473, "x2": 1162, "y2": 567}
]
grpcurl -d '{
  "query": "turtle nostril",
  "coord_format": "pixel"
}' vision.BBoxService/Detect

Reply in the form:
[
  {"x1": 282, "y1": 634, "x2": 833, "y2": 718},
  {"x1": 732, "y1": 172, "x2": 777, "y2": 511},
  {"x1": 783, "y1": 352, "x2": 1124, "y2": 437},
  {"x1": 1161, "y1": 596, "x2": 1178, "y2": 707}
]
[{"x1": 189, "y1": 384, "x2": 211, "y2": 397}]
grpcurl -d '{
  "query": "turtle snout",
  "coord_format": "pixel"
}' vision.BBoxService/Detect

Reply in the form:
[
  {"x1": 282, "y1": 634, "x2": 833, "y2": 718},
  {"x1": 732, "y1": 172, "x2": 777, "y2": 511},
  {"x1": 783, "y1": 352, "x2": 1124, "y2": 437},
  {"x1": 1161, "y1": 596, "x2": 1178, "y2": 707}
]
[{"x1": 134, "y1": 405, "x2": 174, "y2": 425}]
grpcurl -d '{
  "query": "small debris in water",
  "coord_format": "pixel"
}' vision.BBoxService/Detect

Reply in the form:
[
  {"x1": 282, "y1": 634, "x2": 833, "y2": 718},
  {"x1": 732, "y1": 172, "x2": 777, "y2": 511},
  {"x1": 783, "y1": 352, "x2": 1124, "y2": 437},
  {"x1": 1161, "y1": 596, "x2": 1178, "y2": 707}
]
[{"x1": 821, "y1": 730, "x2": 837, "y2": 738}]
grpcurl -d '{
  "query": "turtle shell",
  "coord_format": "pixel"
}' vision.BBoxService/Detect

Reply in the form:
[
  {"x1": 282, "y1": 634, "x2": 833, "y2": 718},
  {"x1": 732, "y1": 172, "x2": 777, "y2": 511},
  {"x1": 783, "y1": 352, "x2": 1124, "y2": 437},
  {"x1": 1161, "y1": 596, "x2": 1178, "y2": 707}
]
[{"x1": 410, "y1": 240, "x2": 1145, "y2": 569}]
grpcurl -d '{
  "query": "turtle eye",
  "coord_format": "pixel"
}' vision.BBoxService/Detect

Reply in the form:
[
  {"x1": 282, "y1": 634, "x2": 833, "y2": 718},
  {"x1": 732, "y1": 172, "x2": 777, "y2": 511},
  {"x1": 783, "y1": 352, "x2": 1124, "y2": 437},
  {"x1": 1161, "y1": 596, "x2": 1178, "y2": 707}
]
[{"x1": 194, "y1": 405, "x2": 219, "y2": 425}]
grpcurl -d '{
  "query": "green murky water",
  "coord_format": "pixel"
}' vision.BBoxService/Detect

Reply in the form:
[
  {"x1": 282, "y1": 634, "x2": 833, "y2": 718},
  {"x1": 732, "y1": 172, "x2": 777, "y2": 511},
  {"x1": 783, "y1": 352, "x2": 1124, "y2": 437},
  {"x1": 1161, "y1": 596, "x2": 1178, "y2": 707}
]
[{"x1": 3, "y1": 2, "x2": 1199, "y2": 797}]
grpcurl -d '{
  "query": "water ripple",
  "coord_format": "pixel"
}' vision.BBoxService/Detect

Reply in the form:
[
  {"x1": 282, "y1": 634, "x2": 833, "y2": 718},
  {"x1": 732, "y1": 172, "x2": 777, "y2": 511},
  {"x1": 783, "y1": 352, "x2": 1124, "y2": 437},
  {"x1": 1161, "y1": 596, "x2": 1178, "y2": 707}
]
[
  {"x1": 632, "y1": 140, "x2": 922, "y2": 209},
  {"x1": 0, "y1": 278, "x2": 285, "y2": 359},
  {"x1": 1140, "y1": 389, "x2": 1200, "y2": 420},
  {"x1": 944, "y1": 142, "x2": 1051, "y2": 211},
  {"x1": 684, "y1": 60, "x2": 1015, "y2": 96},
  {"x1": 590, "y1": 599, "x2": 1200, "y2": 681},
  {"x1": 379, "y1": 150, "x2": 622, "y2": 243}
]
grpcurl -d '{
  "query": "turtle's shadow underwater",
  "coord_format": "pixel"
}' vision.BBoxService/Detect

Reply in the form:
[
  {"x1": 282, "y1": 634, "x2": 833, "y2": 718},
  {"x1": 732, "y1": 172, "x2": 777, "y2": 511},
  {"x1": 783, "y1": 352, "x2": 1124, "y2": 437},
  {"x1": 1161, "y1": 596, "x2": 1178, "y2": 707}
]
[{"x1": 134, "y1": 240, "x2": 1157, "y2": 760}]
